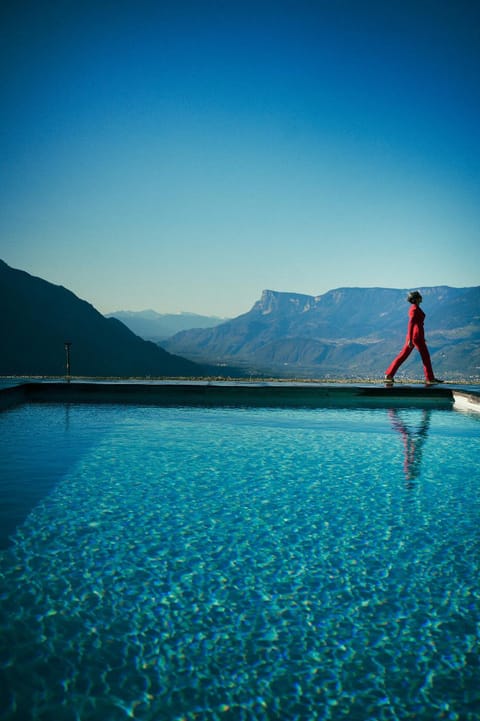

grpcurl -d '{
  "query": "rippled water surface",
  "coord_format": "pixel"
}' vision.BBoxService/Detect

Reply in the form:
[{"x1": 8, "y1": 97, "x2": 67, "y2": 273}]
[{"x1": 1, "y1": 404, "x2": 479, "y2": 720}]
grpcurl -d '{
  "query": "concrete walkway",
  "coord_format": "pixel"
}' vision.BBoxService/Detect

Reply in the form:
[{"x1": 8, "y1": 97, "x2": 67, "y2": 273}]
[{"x1": 1, "y1": 380, "x2": 479, "y2": 411}]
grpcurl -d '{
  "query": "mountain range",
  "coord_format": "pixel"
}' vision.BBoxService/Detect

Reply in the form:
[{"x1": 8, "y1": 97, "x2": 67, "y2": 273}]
[
  {"x1": 106, "y1": 309, "x2": 227, "y2": 342},
  {"x1": 2, "y1": 259, "x2": 478, "y2": 380},
  {"x1": 0, "y1": 260, "x2": 215, "y2": 377},
  {"x1": 162, "y1": 287, "x2": 480, "y2": 380}
]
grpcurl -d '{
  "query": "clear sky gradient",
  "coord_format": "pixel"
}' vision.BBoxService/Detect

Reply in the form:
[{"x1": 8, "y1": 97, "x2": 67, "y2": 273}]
[{"x1": 1, "y1": 0, "x2": 479, "y2": 316}]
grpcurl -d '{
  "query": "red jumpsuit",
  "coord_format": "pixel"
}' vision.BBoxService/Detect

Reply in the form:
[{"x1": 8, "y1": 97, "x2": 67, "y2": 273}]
[{"x1": 385, "y1": 304, "x2": 435, "y2": 382}]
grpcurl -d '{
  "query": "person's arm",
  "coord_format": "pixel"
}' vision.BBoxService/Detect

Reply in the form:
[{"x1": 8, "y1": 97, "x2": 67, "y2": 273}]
[{"x1": 407, "y1": 306, "x2": 417, "y2": 347}]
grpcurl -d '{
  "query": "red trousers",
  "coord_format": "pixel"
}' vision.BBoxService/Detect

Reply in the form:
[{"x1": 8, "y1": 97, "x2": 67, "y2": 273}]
[{"x1": 385, "y1": 337, "x2": 434, "y2": 381}]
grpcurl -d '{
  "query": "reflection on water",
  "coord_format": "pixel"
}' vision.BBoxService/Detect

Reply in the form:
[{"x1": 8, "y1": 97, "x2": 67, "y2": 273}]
[
  {"x1": 0, "y1": 406, "x2": 478, "y2": 721},
  {"x1": 0, "y1": 404, "x2": 108, "y2": 548},
  {"x1": 389, "y1": 408, "x2": 431, "y2": 488}
]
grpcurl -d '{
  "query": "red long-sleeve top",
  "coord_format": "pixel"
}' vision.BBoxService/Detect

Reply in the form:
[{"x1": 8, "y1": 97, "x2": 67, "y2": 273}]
[{"x1": 407, "y1": 304, "x2": 425, "y2": 344}]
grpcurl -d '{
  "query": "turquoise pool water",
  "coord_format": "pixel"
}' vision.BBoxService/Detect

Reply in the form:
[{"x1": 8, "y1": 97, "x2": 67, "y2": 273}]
[{"x1": 0, "y1": 404, "x2": 479, "y2": 720}]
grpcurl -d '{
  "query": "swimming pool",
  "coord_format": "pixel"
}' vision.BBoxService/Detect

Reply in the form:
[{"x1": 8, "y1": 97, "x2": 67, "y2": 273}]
[{"x1": 1, "y1": 402, "x2": 479, "y2": 720}]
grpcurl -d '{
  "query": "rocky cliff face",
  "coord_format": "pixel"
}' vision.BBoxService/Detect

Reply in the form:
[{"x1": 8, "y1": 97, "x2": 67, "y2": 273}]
[{"x1": 164, "y1": 286, "x2": 480, "y2": 379}]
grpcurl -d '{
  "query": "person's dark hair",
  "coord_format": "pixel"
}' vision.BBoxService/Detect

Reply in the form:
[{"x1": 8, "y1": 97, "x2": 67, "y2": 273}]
[{"x1": 407, "y1": 290, "x2": 422, "y2": 303}]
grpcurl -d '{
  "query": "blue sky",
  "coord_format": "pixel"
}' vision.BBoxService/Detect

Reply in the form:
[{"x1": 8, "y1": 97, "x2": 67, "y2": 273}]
[{"x1": 1, "y1": 0, "x2": 479, "y2": 317}]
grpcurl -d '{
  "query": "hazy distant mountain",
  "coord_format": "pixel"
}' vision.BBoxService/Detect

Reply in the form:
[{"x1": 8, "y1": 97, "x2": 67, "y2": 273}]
[
  {"x1": 106, "y1": 309, "x2": 227, "y2": 341},
  {"x1": 163, "y1": 287, "x2": 480, "y2": 379},
  {"x1": 0, "y1": 260, "x2": 209, "y2": 377}
]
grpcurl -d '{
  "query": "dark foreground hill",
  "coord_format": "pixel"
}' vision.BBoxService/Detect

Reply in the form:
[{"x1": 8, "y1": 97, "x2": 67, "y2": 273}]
[
  {"x1": 164, "y1": 287, "x2": 480, "y2": 380},
  {"x1": 0, "y1": 260, "x2": 208, "y2": 377}
]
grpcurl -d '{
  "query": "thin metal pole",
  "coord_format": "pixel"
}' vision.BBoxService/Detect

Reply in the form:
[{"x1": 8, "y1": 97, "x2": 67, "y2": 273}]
[{"x1": 64, "y1": 342, "x2": 71, "y2": 381}]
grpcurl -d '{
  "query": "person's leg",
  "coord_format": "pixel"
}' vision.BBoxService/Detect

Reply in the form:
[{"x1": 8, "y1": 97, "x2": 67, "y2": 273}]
[
  {"x1": 415, "y1": 339, "x2": 434, "y2": 382},
  {"x1": 385, "y1": 342, "x2": 413, "y2": 378}
]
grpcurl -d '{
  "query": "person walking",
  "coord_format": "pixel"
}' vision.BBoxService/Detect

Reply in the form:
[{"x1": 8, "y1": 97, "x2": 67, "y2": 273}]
[{"x1": 385, "y1": 291, "x2": 443, "y2": 385}]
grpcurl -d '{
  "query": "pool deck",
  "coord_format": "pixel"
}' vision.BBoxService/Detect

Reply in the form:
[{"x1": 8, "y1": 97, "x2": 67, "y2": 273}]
[{"x1": 1, "y1": 380, "x2": 479, "y2": 412}]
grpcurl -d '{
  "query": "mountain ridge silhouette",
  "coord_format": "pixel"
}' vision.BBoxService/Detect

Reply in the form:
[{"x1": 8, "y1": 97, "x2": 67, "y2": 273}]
[{"x1": 0, "y1": 260, "x2": 209, "y2": 377}]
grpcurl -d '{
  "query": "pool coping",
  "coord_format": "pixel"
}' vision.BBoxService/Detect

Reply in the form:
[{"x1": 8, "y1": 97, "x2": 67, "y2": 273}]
[{"x1": 1, "y1": 380, "x2": 479, "y2": 411}]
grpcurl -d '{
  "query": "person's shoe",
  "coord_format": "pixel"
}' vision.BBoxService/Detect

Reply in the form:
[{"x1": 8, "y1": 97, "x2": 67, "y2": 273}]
[
  {"x1": 426, "y1": 378, "x2": 444, "y2": 385},
  {"x1": 384, "y1": 375, "x2": 394, "y2": 384}
]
